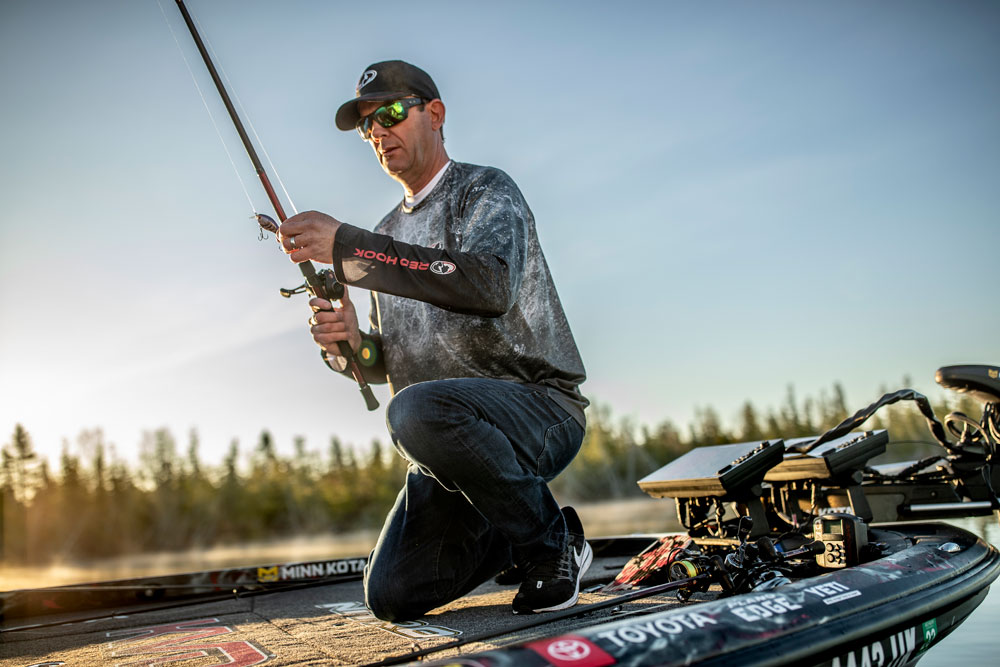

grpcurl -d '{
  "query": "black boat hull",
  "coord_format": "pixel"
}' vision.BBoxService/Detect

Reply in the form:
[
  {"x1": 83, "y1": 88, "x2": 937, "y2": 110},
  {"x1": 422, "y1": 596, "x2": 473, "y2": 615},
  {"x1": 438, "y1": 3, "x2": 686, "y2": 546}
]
[{"x1": 419, "y1": 522, "x2": 1000, "y2": 667}]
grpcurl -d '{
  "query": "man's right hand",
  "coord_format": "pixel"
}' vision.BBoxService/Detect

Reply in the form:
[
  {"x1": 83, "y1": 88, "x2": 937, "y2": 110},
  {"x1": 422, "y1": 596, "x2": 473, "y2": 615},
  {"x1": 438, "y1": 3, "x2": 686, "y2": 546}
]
[{"x1": 308, "y1": 288, "x2": 362, "y2": 356}]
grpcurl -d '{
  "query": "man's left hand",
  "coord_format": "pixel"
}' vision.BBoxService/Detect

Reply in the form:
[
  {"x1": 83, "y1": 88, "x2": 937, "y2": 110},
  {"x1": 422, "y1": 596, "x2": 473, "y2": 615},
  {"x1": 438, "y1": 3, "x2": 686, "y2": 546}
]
[{"x1": 279, "y1": 210, "x2": 342, "y2": 264}]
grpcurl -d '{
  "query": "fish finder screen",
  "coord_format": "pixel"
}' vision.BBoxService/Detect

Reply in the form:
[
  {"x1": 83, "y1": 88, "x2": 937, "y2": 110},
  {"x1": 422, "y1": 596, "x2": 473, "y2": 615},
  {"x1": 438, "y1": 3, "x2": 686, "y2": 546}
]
[{"x1": 823, "y1": 519, "x2": 844, "y2": 534}]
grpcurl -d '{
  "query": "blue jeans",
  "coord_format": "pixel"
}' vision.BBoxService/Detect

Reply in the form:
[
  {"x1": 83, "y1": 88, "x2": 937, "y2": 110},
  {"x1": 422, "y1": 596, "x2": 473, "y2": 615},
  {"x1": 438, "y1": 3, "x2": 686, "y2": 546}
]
[{"x1": 363, "y1": 377, "x2": 585, "y2": 621}]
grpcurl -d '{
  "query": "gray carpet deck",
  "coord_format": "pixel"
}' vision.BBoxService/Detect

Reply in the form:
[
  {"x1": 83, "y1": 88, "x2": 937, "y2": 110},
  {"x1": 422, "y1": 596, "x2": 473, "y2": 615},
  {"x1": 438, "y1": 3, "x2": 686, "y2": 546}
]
[{"x1": 1, "y1": 554, "x2": 700, "y2": 666}]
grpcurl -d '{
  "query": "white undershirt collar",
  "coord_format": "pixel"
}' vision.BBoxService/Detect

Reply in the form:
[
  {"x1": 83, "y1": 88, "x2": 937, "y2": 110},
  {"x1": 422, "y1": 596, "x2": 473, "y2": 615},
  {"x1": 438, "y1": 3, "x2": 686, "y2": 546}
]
[{"x1": 404, "y1": 161, "x2": 452, "y2": 210}]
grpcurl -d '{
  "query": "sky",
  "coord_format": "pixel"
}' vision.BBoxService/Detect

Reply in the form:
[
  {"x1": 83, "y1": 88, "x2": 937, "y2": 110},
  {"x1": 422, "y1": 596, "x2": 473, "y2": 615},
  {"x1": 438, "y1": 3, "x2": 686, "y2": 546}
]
[{"x1": 1, "y1": 0, "x2": 998, "y2": 470}]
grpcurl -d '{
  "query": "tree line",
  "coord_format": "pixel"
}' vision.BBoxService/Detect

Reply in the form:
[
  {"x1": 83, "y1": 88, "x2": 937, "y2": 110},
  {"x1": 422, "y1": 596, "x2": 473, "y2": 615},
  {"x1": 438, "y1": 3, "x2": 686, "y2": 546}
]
[{"x1": 1, "y1": 381, "x2": 980, "y2": 566}]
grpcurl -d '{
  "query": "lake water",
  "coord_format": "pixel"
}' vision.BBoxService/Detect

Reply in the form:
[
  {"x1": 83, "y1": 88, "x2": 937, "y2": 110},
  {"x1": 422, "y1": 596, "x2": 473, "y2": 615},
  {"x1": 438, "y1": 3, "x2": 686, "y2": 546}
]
[
  {"x1": 1, "y1": 499, "x2": 997, "y2": 665},
  {"x1": 916, "y1": 515, "x2": 999, "y2": 667}
]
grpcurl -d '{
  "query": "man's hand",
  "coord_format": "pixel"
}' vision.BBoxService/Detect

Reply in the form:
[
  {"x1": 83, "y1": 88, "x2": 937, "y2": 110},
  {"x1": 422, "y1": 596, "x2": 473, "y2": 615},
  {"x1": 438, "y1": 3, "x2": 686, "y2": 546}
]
[
  {"x1": 308, "y1": 290, "x2": 362, "y2": 356},
  {"x1": 279, "y1": 210, "x2": 343, "y2": 264}
]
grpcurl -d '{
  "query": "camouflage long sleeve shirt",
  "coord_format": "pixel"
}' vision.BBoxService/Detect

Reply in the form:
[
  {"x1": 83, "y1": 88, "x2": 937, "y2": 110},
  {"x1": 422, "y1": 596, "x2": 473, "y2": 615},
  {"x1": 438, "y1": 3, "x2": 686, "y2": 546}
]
[{"x1": 331, "y1": 161, "x2": 588, "y2": 426}]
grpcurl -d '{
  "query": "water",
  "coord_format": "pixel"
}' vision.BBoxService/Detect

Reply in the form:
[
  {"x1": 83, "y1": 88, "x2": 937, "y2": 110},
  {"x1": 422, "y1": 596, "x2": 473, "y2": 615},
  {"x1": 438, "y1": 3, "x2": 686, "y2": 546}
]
[
  {"x1": 0, "y1": 528, "x2": 381, "y2": 590},
  {"x1": 916, "y1": 515, "x2": 999, "y2": 667},
  {"x1": 0, "y1": 499, "x2": 675, "y2": 590}
]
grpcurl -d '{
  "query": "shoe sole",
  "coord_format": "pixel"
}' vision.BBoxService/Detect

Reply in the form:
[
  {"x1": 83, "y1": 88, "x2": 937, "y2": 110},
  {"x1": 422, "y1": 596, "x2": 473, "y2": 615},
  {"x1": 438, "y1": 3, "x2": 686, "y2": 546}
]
[{"x1": 517, "y1": 541, "x2": 593, "y2": 614}]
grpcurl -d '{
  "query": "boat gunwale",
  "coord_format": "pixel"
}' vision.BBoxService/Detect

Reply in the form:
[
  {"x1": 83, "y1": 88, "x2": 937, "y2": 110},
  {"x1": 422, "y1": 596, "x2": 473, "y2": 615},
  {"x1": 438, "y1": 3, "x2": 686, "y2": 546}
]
[{"x1": 415, "y1": 522, "x2": 1000, "y2": 667}]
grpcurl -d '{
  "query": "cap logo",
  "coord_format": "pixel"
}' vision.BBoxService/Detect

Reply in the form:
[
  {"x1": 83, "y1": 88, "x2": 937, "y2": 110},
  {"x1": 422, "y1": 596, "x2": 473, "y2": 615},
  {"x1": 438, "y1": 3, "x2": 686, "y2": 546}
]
[{"x1": 357, "y1": 69, "x2": 377, "y2": 92}]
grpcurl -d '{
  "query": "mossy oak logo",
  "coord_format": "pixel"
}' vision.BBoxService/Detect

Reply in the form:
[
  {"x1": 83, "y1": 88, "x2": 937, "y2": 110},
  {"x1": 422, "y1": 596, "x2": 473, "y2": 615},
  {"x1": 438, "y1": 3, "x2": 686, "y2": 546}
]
[
  {"x1": 430, "y1": 261, "x2": 456, "y2": 275},
  {"x1": 105, "y1": 618, "x2": 270, "y2": 666},
  {"x1": 358, "y1": 69, "x2": 377, "y2": 91}
]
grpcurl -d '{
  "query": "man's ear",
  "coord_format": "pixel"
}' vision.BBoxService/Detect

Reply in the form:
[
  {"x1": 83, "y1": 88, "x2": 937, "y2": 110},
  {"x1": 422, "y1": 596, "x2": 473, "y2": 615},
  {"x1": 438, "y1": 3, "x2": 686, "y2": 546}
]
[{"x1": 427, "y1": 99, "x2": 446, "y2": 131}]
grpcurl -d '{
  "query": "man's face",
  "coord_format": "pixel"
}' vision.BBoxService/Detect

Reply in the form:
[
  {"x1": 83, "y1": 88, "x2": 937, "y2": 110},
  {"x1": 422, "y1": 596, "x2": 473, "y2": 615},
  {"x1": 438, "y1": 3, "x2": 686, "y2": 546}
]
[{"x1": 357, "y1": 98, "x2": 438, "y2": 183}]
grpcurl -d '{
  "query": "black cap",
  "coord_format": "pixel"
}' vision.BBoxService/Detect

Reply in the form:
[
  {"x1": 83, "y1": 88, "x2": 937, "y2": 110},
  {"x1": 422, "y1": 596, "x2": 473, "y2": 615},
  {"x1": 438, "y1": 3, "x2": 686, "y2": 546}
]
[{"x1": 335, "y1": 60, "x2": 441, "y2": 131}]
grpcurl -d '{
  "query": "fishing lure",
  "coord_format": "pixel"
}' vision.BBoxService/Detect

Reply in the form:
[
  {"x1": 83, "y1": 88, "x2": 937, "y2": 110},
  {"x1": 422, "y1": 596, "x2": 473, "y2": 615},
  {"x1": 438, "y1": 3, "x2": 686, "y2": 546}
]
[
  {"x1": 255, "y1": 212, "x2": 280, "y2": 241},
  {"x1": 255, "y1": 213, "x2": 280, "y2": 235}
]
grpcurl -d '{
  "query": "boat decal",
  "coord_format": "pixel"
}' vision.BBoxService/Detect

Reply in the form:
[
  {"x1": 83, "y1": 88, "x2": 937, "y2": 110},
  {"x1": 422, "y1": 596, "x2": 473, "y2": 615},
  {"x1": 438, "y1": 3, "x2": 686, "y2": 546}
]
[
  {"x1": 593, "y1": 610, "x2": 717, "y2": 650},
  {"x1": 828, "y1": 624, "x2": 920, "y2": 667},
  {"x1": 525, "y1": 634, "x2": 616, "y2": 666},
  {"x1": 316, "y1": 601, "x2": 462, "y2": 640},
  {"x1": 724, "y1": 591, "x2": 805, "y2": 621},
  {"x1": 919, "y1": 618, "x2": 938, "y2": 652},
  {"x1": 804, "y1": 581, "x2": 863, "y2": 605},
  {"x1": 104, "y1": 618, "x2": 270, "y2": 666},
  {"x1": 257, "y1": 557, "x2": 366, "y2": 582}
]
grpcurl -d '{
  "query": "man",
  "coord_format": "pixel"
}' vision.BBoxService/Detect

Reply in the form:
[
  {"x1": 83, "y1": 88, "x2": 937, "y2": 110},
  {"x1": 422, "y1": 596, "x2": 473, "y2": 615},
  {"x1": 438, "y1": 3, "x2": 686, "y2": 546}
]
[{"x1": 277, "y1": 60, "x2": 589, "y2": 620}]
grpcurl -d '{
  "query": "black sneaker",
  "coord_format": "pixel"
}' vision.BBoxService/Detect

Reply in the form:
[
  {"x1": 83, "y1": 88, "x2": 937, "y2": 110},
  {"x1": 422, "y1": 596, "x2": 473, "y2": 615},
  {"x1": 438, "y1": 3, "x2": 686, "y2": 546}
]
[{"x1": 512, "y1": 507, "x2": 593, "y2": 614}]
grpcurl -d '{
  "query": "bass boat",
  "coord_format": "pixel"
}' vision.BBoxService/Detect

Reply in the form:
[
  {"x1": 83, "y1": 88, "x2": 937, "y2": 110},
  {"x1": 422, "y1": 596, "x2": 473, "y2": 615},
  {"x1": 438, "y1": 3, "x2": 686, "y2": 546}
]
[{"x1": 2, "y1": 364, "x2": 999, "y2": 667}]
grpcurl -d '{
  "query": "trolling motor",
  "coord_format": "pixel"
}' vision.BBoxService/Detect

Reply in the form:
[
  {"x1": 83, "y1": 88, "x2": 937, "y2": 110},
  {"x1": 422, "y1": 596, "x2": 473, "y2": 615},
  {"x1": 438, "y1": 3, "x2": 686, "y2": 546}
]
[
  {"x1": 816, "y1": 365, "x2": 1000, "y2": 522},
  {"x1": 937, "y1": 365, "x2": 1000, "y2": 467}
]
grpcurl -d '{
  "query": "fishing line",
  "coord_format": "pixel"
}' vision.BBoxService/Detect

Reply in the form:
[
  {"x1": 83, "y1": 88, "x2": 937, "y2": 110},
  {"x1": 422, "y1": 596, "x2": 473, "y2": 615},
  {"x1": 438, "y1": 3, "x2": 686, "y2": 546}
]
[
  {"x1": 156, "y1": 0, "x2": 256, "y2": 213},
  {"x1": 194, "y1": 12, "x2": 299, "y2": 215}
]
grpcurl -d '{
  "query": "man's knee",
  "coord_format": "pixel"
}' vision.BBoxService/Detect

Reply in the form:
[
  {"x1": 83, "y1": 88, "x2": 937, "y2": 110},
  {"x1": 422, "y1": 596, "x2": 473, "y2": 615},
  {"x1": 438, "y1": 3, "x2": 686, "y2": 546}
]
[
  {"x1": 364, "y1": 562, "x2": 428, "y2": 622},
  {"x1": 386, "y1": 382, "x2": 459, "y2": 465},
  {"x1": 365, "y1": 586, "x2": 405, "y2": 622},
  {"x1": 385, "y1": 383, "x2": 423, "y2": 438}
]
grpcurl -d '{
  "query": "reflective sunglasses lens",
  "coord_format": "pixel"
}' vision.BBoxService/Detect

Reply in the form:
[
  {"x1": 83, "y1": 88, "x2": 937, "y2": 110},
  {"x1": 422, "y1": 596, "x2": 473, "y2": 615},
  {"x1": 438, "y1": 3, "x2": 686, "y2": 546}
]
[
  {"x1": 355, "y1": 98, "x2": 423, "y2": 139},
  {"x1": 374, "y1": 101, "x2": 407, "y2": 128},
  {"x1": 356, "y1": 104, "x2": 399, "y2": 139}
]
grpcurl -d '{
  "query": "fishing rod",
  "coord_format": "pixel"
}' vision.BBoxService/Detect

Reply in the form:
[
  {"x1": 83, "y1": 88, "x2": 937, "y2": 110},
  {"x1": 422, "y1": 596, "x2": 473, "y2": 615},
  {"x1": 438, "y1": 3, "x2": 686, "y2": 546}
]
[{"x1": 173, "y1": 0, "x2": 378, "y2": 411}]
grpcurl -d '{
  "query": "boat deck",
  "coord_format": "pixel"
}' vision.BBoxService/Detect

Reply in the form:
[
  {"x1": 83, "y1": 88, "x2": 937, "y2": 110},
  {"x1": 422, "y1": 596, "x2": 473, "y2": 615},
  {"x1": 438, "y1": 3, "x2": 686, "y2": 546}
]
[
  {"x1": 3, "y1": 523, "x2": 999, "y2": 667},
  {"x1": 1, "y1": 552, "x2": 680, "y2": 666}
]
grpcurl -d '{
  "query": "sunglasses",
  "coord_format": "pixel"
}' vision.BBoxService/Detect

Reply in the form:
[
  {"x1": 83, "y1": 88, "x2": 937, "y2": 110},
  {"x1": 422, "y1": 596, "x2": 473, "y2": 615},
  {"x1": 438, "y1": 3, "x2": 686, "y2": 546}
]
[{"x1": 356, "y1": 98, "x2": 426, "y2": 139}]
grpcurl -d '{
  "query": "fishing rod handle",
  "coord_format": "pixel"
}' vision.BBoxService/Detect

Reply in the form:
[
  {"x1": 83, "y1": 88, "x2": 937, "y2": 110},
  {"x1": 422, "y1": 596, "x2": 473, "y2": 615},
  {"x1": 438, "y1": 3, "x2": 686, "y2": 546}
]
[
  {"x1": 266, "y1": 216, "x2": 377, "y2": 411},
  {"x1": 309, "y1": 268, "x2": 379, "y2": 411},
  {"x1": 329, "y1": 341, "x2": 380, "y2": 411}
]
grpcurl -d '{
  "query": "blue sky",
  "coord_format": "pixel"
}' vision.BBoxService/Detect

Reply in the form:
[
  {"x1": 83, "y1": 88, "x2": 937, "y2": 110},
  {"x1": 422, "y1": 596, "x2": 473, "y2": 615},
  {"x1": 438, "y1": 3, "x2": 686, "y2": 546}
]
[{"x1": 1, "y1": 0, "x2": 997, "y2": 467}]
